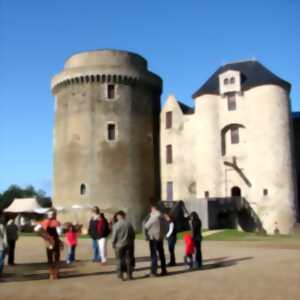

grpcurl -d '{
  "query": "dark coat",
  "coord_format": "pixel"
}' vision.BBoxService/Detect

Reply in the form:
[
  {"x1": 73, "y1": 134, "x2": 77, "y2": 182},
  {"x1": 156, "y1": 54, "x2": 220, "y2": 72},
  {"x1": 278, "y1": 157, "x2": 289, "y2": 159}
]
[
  {"x1": 88, "y1": 218, "x2": 100, "y2": 240},
  {"x1": 191, "y1": 219, "x2": 202, "y2": 242}
]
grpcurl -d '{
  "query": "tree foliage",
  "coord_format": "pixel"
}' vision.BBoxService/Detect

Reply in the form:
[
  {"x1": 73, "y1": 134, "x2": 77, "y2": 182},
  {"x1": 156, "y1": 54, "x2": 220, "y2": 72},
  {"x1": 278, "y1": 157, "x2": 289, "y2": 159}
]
[{"x1": 0, "y1": 185, "x2": 51, "y2": 211}]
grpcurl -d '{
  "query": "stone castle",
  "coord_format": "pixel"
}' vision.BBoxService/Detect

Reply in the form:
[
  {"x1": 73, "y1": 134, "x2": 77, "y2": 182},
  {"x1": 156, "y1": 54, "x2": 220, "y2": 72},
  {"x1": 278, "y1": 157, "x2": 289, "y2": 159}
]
[{"x1": 51, "y1": 49, "x2": 299, "y2": 234}]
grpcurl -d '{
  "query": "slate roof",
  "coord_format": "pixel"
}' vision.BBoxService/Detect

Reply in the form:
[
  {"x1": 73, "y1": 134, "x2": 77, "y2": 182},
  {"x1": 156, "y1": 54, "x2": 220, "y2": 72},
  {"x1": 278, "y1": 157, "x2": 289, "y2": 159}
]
[
  {"x1": 293, "y1": 112, "x2": 300, "y2": 119},
  {"x1": 192, "y1": 60, "x2": 291, "y2": 98},
  {"x1": 178, "y1": 101, "x2": 194, "y2": 115}
]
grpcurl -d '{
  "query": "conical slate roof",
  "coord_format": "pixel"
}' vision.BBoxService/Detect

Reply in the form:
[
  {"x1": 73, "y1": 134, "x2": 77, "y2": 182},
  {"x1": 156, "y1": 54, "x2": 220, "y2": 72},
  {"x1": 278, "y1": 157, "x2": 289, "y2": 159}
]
[{"x1": 192, "y1": 60, "x2": 291, "y2": 98}]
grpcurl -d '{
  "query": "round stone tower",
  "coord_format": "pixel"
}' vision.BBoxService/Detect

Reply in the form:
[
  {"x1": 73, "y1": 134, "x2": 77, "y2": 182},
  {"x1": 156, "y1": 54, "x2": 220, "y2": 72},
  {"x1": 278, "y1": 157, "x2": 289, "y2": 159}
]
[{"x1": 51, "y1": 50, "x2": 162, "y2": 229}]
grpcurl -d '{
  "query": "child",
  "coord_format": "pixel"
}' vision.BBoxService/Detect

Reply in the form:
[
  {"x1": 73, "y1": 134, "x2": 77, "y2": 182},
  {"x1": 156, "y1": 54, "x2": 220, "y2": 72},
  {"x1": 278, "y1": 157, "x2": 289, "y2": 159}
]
[
  {"x1": 183, "y1": 232, "x2": 195, "y2": 270},
  {"x1": 65, "y1": 223, "x2": 78, "y2": 264}
]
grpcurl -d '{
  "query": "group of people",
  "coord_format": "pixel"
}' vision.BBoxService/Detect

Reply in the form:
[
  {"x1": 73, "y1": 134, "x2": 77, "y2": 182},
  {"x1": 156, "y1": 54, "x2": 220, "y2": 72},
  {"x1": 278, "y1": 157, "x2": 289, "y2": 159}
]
[
  {"x1": 0, "y1": 203, "x2": 203, "y2": 281},
  {"x1": 0, "y1": 216, "x2": 19, "y2": 277}
]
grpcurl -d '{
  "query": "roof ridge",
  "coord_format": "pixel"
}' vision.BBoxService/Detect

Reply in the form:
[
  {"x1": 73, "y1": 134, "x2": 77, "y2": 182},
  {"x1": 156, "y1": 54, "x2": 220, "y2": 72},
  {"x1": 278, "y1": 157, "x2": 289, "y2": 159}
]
[{"x1": 222, "y1": 58, "x2": 257, "y2": 66}]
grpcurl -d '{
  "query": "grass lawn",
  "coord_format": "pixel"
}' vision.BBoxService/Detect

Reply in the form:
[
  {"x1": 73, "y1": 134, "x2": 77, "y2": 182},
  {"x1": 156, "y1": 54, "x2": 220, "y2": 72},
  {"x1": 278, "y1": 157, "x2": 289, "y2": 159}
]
[
  {"x1": 21, "y1": 229, "x2": 300, "y2": 243},
  {"x1": 203, "y1": 229, "x2": 300, "y2": 242}
]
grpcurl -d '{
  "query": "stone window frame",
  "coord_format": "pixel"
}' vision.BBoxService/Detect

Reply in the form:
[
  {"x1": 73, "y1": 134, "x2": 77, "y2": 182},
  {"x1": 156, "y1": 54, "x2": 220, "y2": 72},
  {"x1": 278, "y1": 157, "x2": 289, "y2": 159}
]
[
  {"x1": 166, "y1": 111, "x2": 172, "y2": 129},
  {"x1": 227, "y1": 92, "x2": 237, "y2": 111},
  {"x1": 104, "y1": 83, "x2": 119, "y2": 101},
  {"x1": 167, "y1": 181, "x2": 173, "y2": 201},
  {"x1": 106, "y1": 122, "x2": 118, "y2": 142},
  {"x1": 166, "y1": 144, "x2": 173, "y2": 164},
  {"x1": 231, "y1": 127, "x2": 239, "y2": 144},
  {"x1": 80, "y1": 183, "x2": 87, "y2": 196}
]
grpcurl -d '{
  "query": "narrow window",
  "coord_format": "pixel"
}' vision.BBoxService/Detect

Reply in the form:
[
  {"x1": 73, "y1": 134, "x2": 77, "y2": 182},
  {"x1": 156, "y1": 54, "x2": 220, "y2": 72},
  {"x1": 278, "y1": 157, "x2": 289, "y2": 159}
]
[
  {"x1": 263, "y1": 189, "x2": 268, "y2": 196},
  {"x1": 80, "y1": 183, "x2": 86, "y2": 195},
  {"x1": 230, "y1": 77, "x2": 235, "y2": 84},
  {"x1": 107, "y1": 84, "x2": 115, "y2": 99},
  {"x1": 167, "y1": 181, "x2": 173, "y2": 202},
  {"x1": 166, "y1": 145, "x2": 173, "y2": 164},
  {"x1": 227, "y1": 93, "x2": 236, "y2": 111},
  {"x1": 231, "y1": 127, "x2": 239, "y2": 144},
  {"x1": 107, "y1": 123, "x2": 116, "y2": 141},
  {"x1": 224, "y1": 78, "x2": 229, "y2": 85},
  {"x1": 204, "y1": 191, "x2": 209, "y2": 198},
  {"x1": 166, "y1": 111, "x2": 172, "y2": 129}
]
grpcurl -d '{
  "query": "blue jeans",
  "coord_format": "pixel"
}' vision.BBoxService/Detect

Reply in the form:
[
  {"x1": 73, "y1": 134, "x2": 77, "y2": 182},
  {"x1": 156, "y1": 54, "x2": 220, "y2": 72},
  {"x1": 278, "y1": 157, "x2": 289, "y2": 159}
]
[
  {"x1": 92, "y1": 239, "x2": 101, "y2": 261},
  {"x1": 66, "y1": 245, "x2": 76, "y2": 263},
  {"x1": 0, "y1": 249, "x2": 6, "y2": 275}
]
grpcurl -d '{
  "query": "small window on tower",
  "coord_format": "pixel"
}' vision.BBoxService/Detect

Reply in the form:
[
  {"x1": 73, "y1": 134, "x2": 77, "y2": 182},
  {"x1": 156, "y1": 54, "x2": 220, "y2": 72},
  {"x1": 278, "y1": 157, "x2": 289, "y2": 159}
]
[
  {"x1": 227, "y1": 93, "x2": 236, "y2": 111},
  {"x1": 263, "y1": 189, "x2": 268, "y2": 196},
  {"x1": 107, "y1": 84, "x2": 115, "y2": 99},
  {"x1": 166, "y1": 144, "x2": 173, "y2": 164},
  {"x1": 166, "y1": 111, "x2": 172, "y2": 129},
  {"x1": 224, "y1": 78, "x2": 229, "y2": 85},
  {"x1": 107, "y1": 123, "x2": 116, "y2": 141},
  {"x1": 80, "y1": 183, "x2": 86, "y2": 196},
  {"x1": 204, "y1": 191, "x2": 209, "y2": 198},
  {"x1": 231, "y1": 127, "x2": 239, "y2": 144},
  {"x1": 230, "y1": 77, "x2": 235, "y2": 84}
]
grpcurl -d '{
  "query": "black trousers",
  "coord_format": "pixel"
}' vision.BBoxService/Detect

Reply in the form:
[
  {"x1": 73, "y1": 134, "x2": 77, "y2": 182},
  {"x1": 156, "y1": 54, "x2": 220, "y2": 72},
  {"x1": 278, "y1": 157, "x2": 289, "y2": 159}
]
[
  {"x1": 115, "y1": 245, "x2": 134, "y2": 276},
  {"x1": 194, "y1": 240, "x2": 202, "y2": 269},
  {"x1": 46, "y1": 243, "x2": 60, "y2": 268},
  {"x1": 149, "y1": 239, "x2": 167, "y2": 275},
  {"x1": 167, "y1": 236, "x2": 177, "y2": 265},
  {"x1": 8, "y1": 240, "x2": 16, "y2": 265}
]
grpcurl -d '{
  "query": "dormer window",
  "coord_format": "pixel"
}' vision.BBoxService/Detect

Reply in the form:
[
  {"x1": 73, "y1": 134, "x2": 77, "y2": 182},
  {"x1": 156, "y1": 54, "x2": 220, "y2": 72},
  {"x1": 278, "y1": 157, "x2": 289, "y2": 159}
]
[{"x1": 219, "y1": 70, "x2": 241, "y2": 95}]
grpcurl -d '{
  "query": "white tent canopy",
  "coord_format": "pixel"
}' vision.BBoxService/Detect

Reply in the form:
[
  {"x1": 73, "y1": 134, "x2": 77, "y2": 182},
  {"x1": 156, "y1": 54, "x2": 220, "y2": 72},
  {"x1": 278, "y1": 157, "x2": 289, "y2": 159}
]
[{"x1": 4, "y1": 198, "x2": 50, "y2": 214}]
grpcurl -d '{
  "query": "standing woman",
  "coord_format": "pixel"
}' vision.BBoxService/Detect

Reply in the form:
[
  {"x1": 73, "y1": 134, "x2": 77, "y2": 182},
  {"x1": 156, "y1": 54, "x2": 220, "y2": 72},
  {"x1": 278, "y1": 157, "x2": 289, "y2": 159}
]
[
  {"x1": 34, "y1": 210, "x2": 63, "y2": 279},
  {"x1": 165, "y1": 214, "x2": 177, "y2": 266},
  {"x1": 190, "y1": 211, "x2": 202, "y2": 269},
  {"x1": 97, "y1": 213, "x2": 110, "y2": 265}
]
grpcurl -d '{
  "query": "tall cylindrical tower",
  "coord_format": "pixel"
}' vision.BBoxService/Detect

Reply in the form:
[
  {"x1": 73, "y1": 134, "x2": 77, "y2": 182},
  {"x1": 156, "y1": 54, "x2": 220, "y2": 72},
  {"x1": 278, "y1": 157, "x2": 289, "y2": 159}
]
[{"x1": 51, "y1": 50, "x2": 162, "y2": 229}]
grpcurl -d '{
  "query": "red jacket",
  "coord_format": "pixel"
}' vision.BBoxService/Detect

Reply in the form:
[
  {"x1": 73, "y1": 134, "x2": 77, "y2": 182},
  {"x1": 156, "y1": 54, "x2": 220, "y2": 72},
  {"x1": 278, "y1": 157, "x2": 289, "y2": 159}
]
[
  {"x1": 183, "y1": 233, "x2": 195, "y2": 256},
  {"x1": 96, "y1": 218, "x2": 105, "y2": 238},
  {"x1": 66, "y1": 230, "x2": 77, "y2": 246}
]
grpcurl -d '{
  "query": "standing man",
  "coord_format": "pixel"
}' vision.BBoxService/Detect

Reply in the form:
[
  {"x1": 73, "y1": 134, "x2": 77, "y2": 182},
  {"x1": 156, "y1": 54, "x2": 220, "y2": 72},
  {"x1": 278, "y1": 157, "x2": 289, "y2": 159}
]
[
  {"x1": 0, "y1": 214, "x2": 8, "y2": 278},
  {"x1": 88, "y1": 207, "x2": 101, "y2": 262},
  {"x1": 144, "y1": 204, "x2": 168, "y2": 277},
  {"x1": 111, "y1": 211, "x2": 135, "y2": 280},
  {"x1": 165, "y1": 214, "x2": 177, "y2": 266},
  {"x1": 6, "y1": 219, "x2": 19, "y2": 266}
]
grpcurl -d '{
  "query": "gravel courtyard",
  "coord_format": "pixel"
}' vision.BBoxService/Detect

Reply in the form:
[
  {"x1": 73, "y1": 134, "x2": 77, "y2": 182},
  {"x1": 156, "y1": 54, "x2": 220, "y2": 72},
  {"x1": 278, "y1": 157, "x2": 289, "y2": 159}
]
[{"x1": 0, "y1": 236, "x2": 299, "y2": 300}]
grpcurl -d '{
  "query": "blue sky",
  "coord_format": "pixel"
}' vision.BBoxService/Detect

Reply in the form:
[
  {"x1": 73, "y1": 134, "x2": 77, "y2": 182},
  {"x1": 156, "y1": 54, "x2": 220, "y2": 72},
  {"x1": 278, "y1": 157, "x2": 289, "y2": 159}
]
[{"x1": 0, "y1": 0, "x2": 299, "y2": 195}]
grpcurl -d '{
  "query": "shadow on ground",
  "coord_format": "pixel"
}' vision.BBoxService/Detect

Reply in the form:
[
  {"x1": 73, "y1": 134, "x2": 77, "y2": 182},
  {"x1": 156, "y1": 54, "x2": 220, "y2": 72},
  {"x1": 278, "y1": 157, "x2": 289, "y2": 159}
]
[{"x1": 0, "y1": 256, "x2": 253, "y2": 283}]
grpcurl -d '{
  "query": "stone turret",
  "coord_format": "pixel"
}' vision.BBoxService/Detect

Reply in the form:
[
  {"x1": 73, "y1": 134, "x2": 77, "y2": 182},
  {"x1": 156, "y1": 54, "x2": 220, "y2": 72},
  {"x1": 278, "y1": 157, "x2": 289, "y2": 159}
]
[{"x1": 51, "y1": 49, "x2": 162, "y2": 229}]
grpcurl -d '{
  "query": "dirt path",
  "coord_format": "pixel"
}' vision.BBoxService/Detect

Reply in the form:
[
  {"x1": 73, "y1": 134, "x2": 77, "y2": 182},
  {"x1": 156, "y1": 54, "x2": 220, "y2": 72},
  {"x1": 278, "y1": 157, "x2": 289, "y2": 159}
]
[{"x1": 0, "y1": 237, "x2": 299, "y2": 300}]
